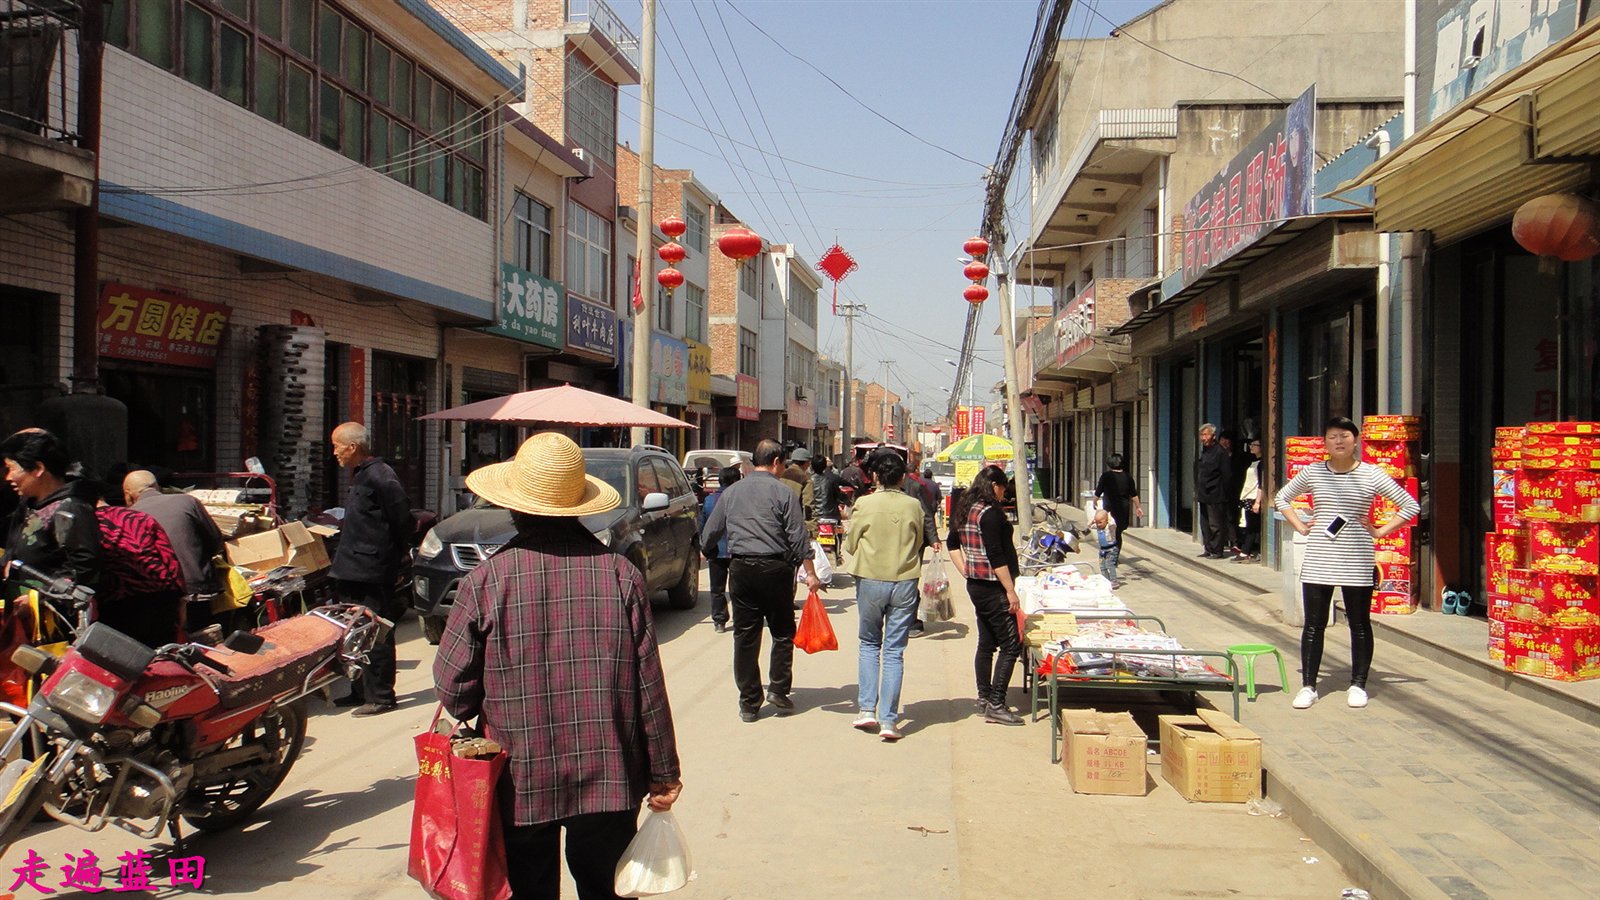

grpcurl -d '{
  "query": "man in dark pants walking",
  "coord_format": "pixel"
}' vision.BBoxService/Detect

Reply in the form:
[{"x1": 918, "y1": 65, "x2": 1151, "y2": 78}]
[
  {"x1": 701, "y1": 439, "x2": 824, "y2": 723},
  {"x1": 329, "y1": 421, "x2": 413, "y2": 716},
  {"x1": 699, "y1": 464, "x2": 742, "y2": 633},
  {"x1": 1195, "y1": 423, "x2": 1232, "y2": 559}
]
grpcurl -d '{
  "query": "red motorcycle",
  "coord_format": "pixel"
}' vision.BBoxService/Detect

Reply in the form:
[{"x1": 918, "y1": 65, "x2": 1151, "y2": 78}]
[{"x1": 0, "y1": 561, "x2": 390, "y2": 855}]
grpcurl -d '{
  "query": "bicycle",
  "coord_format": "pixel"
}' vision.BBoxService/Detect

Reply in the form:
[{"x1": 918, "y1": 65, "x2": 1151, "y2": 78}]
[{"x1": 1019, "y1": 502, "x2": 1078, "y2": 573}]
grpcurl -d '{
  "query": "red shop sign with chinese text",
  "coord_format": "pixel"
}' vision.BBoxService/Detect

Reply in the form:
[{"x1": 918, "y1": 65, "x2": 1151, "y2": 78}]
[{"x1": 97, "y1": 284, "x2": 230, "y2": 369}]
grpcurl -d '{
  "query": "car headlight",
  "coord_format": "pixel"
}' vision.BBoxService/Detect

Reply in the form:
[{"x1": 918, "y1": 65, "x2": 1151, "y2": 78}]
[
  {"x1": 418, "y1": 529, "x2": 443, "y2": 561},
  {"x1": 593, "y1": 527, "x2": 614, "y2": 548},
  {"x1": 47, "y1": 670, "x2": 120, "y2": 724}
]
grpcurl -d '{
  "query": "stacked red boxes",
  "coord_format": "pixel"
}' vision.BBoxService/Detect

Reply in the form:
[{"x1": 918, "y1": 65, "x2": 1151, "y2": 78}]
[
  {"x1": 1492, "y1": 427, "x2": 1523, "y2": 531},
  {"x1": 1364, "y1": 416, "x2": 1422, "y2": 614},
  {"x1": 1283, "y1": 437, "x2": 1326, "y2": 518},
  {"x1": 1498, "y1": 422, "x2": 1600, "y2": 681}
]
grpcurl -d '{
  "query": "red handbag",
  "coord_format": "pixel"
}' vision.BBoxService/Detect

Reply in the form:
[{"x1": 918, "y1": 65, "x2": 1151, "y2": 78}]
[
  {"x1": 408, "y1": 706, "x2": 512, "y2": 900},
  {"x1": 794, "y1": 589, "x2": 838, "y2": 654}
]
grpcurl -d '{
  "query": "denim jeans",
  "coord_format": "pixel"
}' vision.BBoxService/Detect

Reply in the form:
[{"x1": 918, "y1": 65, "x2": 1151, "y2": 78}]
[
  {"x1": 1099, "y1": 545, "x2": 1120, "y2": 583},
  {"x1": 856, "y1": 578, "x2": 918, "y2": 728}
]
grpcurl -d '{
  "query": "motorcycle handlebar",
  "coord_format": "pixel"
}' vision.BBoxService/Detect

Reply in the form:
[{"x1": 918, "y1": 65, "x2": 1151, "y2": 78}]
[{"x1": 5, "y1": 559, "x2": 96, "y2": 607}]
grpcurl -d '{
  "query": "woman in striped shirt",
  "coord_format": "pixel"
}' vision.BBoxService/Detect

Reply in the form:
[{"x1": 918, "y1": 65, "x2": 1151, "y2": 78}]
[{"x1": 1274, "y1": 417, "x2": 1420, "y2": 710}]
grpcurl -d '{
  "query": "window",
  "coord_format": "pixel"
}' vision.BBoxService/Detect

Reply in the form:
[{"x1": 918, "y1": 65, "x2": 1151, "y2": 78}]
[
  {"x1": 566, "y1": 202, "x2": 612, "y2": 304},
  {"x1": 789, "y1": 273, "x2": 817, "y2": 327},
  {"x1": 738, "y1": 257, "x2": 759, "y2": 298},
  {"x1": 513, "y1": 193, "x2": 552, "y2": 276},
  {"x1": 135, "y1": 0, "x2": 175, "y2": 69},
  {"x1": 370, "y1": 41, "x2": 391, "y2": 105},
  {"x1": 181, "y1": 3, "x2": 213, "y2": 88},
  {"x1": 565, "y1": 54, "x2": 616, "y2": 165},
  {"x1": 685, "y1": 206, "x2": 707, "y2": 254},
  {"x1": 684, "y1": 284, "x2": 706, "y2": 343},
  {"x1": 258, "y1": 0, "x2": 282, "y2": 41},
  {"x1": 254, "y1": 47, "x2": 282, "y2": 121},
  {"x1": 287, "y1": 0, "x2": 313, "y2": 57},
  {"x1": 656, "y1": 283, "x2": 673, "y2": 332},
  {"x1": 285, "y1": 62, "x2": 312, "y2": 137},
  {"x1": 739, "y1": 328, "x2": 758, "y2": 376}
]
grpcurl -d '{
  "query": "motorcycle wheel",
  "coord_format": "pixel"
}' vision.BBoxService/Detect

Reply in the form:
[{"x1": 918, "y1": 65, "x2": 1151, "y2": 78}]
[
  {"x1": 182, "y1": 702, "x2": 307, "y2": 833},
  {"x1": 0, "y1": 756, "x2": 55, "y2": 859}
]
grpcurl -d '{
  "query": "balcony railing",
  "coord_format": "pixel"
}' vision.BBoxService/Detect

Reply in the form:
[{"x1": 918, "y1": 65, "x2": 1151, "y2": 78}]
[
  {"x1": 1031, "y1": 108, "x2": 1179, "y2": 230},
  {"x1": 565, "y1": 0, "x2": 640, "y2": 69},
  {"x1": 0, "y1": 0, "x2": 81, "y2": 143}
]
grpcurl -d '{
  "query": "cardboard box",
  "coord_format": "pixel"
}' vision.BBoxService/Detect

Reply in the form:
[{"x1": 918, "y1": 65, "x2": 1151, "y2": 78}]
[
  {"x1": 1159, "y1": 709, "x2": 1261, "y2": 803},
  {"x1": 1487, "y1": 591, "x2": 1513, "y2": 621},
  {"x1": 1524, "y1": 433, "x2": 1600, "y2": 449},
  {"x1": 1374, "y1": 527, "x2": 1414, "y2": 564},
  {"x1": 1486, "y1": 529, "x2": 1528, "y2": 594},
  {"x1": 226, "y1": 521, "x2": 331, "y2": 574},
  {"x1": 1061, "y1": 709, "x2": 1149, "y2": 796},
  {"x1": 1488, "y1": 635, "x2": 1505, "y2": 664},
  {"x1": 1525, "y1": 421, "x2": 1600, "y2": 436},
  {"x1": 1516, "y1": 469, "x2": 1600, "y2": 522},
  {"x1": 1504, "y1": 621, "x2": 1600, "y2": 681},
  {"x1": 1505, "y1": 570, "x2": 1600, "y2": 625},
  {"x1": 1372, "y1": 590, "x2": 1417, "y2": 614},
  {"x1": 1362, "y1": 440, "x2": 1415, "y2": 475},
  {"x1": 1529, "y1": 523, "x2": 1600, "y2": 575},
  {"x1": 1521, "y1": 448, "x2": 1600, "y2": 470}
]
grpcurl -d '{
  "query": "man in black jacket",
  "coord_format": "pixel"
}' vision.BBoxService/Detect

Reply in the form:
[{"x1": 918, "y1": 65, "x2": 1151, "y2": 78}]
[
  {"x1": 1194, "y1": 423, "x2": 1232, "y2": 559},
  {"x1": 329, "y1": 421, "x2": 413, "y2": 716}
]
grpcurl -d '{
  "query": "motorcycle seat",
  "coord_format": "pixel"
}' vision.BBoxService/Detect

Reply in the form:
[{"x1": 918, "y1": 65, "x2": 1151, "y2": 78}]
[{"x1": 203, "y1": 615, "x2": 344, "y2": 709}]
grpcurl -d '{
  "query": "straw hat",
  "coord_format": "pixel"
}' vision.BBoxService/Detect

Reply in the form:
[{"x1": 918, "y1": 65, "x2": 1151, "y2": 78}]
[{"x1": 466, "y1": 432, "x2": 619, "y2": 517}]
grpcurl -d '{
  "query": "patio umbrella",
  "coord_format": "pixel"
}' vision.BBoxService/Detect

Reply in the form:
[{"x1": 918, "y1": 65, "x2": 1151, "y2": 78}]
[
  {"x1": 935, "y1": 433, "x2": 1019, "y2": 462},
  {"x1": 418, "y1": 384, "x2": 696, "y2": 429}
]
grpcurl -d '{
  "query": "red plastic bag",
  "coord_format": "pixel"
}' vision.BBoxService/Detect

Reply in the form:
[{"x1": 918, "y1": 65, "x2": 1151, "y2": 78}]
[
  {"x1": 793, "y1": 589, "x2": 838, "y2": 654},
  {"x1": 408, "y1": 707, "x2": 512, "y2": 900}
]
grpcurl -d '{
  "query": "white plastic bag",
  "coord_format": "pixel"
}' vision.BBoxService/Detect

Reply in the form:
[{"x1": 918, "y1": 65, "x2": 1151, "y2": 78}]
[
  {"x1": 796, "y1": 540, "x2": 834, "y2": 583},
  {"x1": 921, "y1": 551, "x2": 954, "y2": 622},
  {"x1": 614, "y1": 809, "x2": 694, "y2": 897}
]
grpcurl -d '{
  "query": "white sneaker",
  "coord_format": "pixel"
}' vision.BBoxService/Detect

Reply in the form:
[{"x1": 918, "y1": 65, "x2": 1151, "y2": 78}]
[
  {"x1": 879, "y1": 725, "x2": 902, "y2": 742},
  {"x1": 852, "y1": 715, "x2": 879, "y2": 731},
  {"x1": 1292, "y1": 687, "x2": 1318, "y2": 709},
  {"x1": 1347, "y1": 686, "x2": 1368, "y2": 708}
]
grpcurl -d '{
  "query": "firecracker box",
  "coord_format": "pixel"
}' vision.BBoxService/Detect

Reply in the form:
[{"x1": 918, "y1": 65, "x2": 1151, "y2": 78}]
[
  {"x1": 1529, "y1": 523, "x2": 1600, "y2": 575},
  {"x1": 1376, "y1": 562, "x2": 1416, "y2": 584},
  {"x1": 1362, "y1": 440, "x2": 1417, "y2": 475},
  {"x1": 1525, "y1": 421, "x2": 1600, "y2": 436},
  {"x1": 1489, "y1": 617, "x2": 1506, "y2": 640},
  {"x1": 1373, "y1": 591, "x2": 1418, "y2": 614},
  {"x1": 1489, "y1": 635, "x2": 1506, "y2": 664},
  {"x1": 1516, "y1": 469, "x2": 1600, "y2": 523},
  {"x1": 1505, "y1": 569, "x2": 1600, "y2": 626},
  {"x1": 1496, "y1": 426, "x2": 1528, "y2": 445},
  {"x1": 1503, "y1": 621, "x2": 1600, "y2": 681},
  {"x1": 1486, "y1": 529, "x2": 1529, "y2": 593},
  {"x1": 1371, "y1": 478, "x2": 1420, "y2": 522},
  {"x1": 1487, "y1": 590, "x2": 1514, "y2": 621},
  {"x1": 1061, "y1": 709, "x2": 1149, "y2": 796},
  {"x1": 1362, "y1": 415, "x2": 1423, "y2": 442},
  {"x1": 1523, "y1": 434, "x2": 1600, "y2": 450},
  {"x1": 1374, "y1": 528, "x2": 1414, "y2": 564},
  {"x1": 1159, "y1": 709, "x2": 1261, "y2": 803},
  {"x1": 1521, "y1": 448, "x2": 1600, "y2": 470}
]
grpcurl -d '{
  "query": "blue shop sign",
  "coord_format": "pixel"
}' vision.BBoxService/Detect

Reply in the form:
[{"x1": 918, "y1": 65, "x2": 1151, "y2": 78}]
[{"x1": 567, "y1": 296, "x2": 617, "y2": 362}]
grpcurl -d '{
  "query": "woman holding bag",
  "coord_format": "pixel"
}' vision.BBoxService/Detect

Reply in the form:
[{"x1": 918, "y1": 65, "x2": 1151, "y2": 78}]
[{"x1": 843, "y1": 451, "x2": 927, "y2": 742}]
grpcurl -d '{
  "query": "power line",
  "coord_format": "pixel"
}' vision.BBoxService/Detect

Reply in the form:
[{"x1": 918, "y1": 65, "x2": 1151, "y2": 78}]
[{"x1": 1082, "y1": 3, "x2": 1287, "y2": 104}]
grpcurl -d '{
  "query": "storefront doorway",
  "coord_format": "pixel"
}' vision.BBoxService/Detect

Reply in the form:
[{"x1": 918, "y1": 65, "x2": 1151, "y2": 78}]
[
  {"x1": 1164, "y1": 357, "x2": 1198, "y2": 533},
  {"x1": 372, "y1": 352, "x2": 430, "y2": 509},
  {"x1": 103, "y1": 364, "x2": 214, "y2": 474}
]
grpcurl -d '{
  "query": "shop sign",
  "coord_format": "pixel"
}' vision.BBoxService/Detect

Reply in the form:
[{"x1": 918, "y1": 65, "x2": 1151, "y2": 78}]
[
  {"x1": 955, "y1": 406, "x2": 971, "y2": 438},
  {"x1": 650, "y1": 333, "x2": 689, "y2": 406},
  {"x1": 687, "y1": 341, "x2": 712, "y2": 407},
  {"x1": 1032, "y1": 327, "x2": 1056, "y2": 373},
  {"x1": 1055, "y1": 283, "x2": 1096, "y2": 367},
  {"x1": 786, "y1": 394, "x2": 815, "y2": 430},
  {"x1": 735, "y1": 374, "x2": 760, "y2": 421},
  {"x1": 97, "y1": 284, "x2": 229, "y2": 369},
  {"x1": 826, "y1": 404, "x2": 840, "y2": 430},
  {"x1": 566, "y1": 296, "x2": 616, "y2": 361},
  {"x1": 1419, "y1": 0, "x2": 1580, "y2": 127},
  {"x1": 1179, "y1": 85, "x2": 1317, "y2": 291},
  {"x1": 972, "y1": 406, "x2": 987, "y2": 436},
  {"x1": 486, "y1": 263, "x2": 563, "y2": 350}
]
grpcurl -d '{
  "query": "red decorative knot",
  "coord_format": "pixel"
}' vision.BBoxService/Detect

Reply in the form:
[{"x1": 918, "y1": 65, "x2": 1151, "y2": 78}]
[{"x1": 718, "y1": 227, "x2": 763, "y2": 261}]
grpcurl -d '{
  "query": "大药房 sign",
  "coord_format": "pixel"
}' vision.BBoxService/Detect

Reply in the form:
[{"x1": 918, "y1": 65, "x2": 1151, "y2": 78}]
[{"x1": 487, "y1": 263, "x2": 564, "y2": 349}]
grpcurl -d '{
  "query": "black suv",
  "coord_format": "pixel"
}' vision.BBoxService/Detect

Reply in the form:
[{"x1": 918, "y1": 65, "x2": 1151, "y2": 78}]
[{"x1": 411, "y1": 445, "x2": 702, "y2": 644}]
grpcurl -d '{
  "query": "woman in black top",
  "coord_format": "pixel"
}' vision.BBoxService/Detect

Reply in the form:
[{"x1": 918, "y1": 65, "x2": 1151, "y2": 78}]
[
  {"x1": 1094, "y1": 453, "x2": 1143, "y2": 551},
  {"x1": 946, "y1": 465, "x2": 1024, "y2": 726}
]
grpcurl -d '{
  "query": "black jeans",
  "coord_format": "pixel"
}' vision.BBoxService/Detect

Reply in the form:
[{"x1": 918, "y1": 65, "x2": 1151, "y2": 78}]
[
  {"x1": 968, "y1": 579, "x2": 1022, "y2": 707},
  {"x1": 1301, "y1": 583, "x2": 1375, "y2": 689},
  {"x1": 336, "y1": 579, "x2": 397, "y2": 705},
  {"x1": 1239, "y1": 508, "x2": 1261, "y2": 556},
  {"x1": 708, "y1": 556, "x2": 731, "y2": 626},
  {"x1": 504, "y1": 808, "x2": 638, "y2": 900},
  {"x1": 729, "y1": 557, "x2": 797, "y2": 711},
  {"x1": 1199, "y1": 502, "x2": 1229, "y2": 554}
]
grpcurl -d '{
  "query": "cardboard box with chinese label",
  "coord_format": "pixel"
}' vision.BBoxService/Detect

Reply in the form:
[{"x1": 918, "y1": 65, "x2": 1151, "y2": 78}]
[
  {"x1": 1529, "y1": 523, "x2": 1600, "y2": 576},
  {"x1": 1374, "y1": 527, "x2": 1414, "y2": 565},
  {"x1": 1486, "y1": 528, "x2": 1528, "y2": 595},
  {"x1": 1158, "y1": 709, "x2": 1262, "y2": 803},
  {"x1": 1516, "y1": 469, "x2": 1600, "y2": 522},
  {"x1": 1506, "y1": 569, "x2": 1600, "y2": 626},
  {"x1": 1060, "y1": 709, "x2": 1149, "y2": 796},
  {"x1": 1373, "y1": 589, "x2": 1418, "y2": 615},
  {"x1": 1525, "y1": 422, "x2": 1600, "y2": 436},
  {"x1": 1361, "y1": 440, "x2": 1416, "y2": 480},
  {"x1": 1503, "y1": 620, "x2": 1600, "y2": 681},
  {"x1": 1362, "y1": 415, "x2": 1423, "y2": 442},
  {"x1": 225, "y1": 521, "x2": 332, "y2": 574},
  {"x1": 1370, "y1": 477, "x2": 1420, "y2": 523}
]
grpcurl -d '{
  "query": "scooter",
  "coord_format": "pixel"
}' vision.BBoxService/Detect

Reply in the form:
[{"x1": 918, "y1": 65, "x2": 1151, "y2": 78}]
[
  {"x1": 815, "y1": 516, "x2": 842, "y2": 567},
  {"x1": 0, "y1": 560, "x2": 390, "y2": 856}
]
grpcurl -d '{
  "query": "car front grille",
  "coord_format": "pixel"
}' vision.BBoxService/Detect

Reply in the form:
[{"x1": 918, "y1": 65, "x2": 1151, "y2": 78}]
[{"x1": 450, "y1": 543, "x2": 503, "y2": 570}]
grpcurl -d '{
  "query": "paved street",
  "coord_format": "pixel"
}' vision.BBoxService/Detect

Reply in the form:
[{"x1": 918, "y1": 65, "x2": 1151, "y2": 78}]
[{"x1": 3, "y1": 560, "x2": 1355, "y2": 899}]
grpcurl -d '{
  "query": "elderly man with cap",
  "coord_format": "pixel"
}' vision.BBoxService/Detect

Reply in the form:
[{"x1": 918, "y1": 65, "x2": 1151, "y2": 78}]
[
  {"x1": 702, "y1": 438, "x2": 824, "y2": 722},
  {"x1": 435, "y1": 432, "x2": 682, "y2": 897}
]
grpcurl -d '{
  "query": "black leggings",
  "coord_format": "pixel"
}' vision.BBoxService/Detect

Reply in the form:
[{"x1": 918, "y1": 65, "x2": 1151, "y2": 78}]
[{"x1": 1300, "y1": 583, "x2": 1375, "y2": 689}]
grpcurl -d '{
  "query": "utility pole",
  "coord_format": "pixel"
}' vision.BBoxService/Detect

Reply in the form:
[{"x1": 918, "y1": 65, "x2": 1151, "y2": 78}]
[
  {"x1": 993, "y1": 231, "x2": 1032, "y2": 535},
  {"x1": 840, "y1": 301, "x2": 861, "y2": 451},
  {"x1": 628, "y1": 0, "x2": 657, "y2": 448}
]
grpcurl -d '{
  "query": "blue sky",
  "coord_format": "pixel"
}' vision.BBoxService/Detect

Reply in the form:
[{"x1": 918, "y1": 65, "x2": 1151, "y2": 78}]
[{"x1": 615, "y1": 0, "x2": 1160, "y2": 422}]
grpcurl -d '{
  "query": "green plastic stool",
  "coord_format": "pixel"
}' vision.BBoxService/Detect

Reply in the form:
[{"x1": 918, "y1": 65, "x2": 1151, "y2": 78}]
[{"x1": 1227, "y1": 643, "x2": 1289, "y2": 701}]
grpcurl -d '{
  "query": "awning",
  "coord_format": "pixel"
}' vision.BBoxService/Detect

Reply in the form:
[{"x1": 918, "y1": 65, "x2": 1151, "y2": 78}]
[{"x1": 1335, "y1": 19, "x2": 1600, "y2": 245}]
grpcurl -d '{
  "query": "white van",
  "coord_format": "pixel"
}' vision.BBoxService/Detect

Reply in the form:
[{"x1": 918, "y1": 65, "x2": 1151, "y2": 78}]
[{"x1": 683, "y1": 449, "x2": 754, "y2": 491}]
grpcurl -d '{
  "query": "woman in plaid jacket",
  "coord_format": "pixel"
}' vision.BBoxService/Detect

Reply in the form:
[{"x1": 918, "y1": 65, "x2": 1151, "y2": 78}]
[{"x1": 945, "y1": 465, "x2": 1024, "y2": 726}]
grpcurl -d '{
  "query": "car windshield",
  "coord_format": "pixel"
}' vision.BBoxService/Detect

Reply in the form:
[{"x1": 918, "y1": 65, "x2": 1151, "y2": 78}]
[
  {"x1": 930, "y1": 461, "x2": 955, "y2": 477},
  {"x1": 466, "y1": 455, "x2": 631, "y2": 509}
]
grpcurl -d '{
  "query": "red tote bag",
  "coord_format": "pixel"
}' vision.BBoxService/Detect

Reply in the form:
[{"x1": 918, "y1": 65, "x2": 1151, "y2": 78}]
[
  {"x1": 409, "y1": 707, "x2": 513, "y2": 900},
  {"x1": 794, "y1": 589, "x2": 838, "y2": 654}
]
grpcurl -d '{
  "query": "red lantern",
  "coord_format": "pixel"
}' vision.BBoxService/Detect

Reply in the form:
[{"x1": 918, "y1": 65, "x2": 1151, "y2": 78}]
[
  {"x1": 659, "y1": 216, "x2": 686, "y2": 238},
  {"x1": 656, "y1": 266, "x2": 684, "y2": 292},
  {"x1": 658, "y1": 242, "x2": 687, "y2": 265},
  {"x1": 963, "y1": 284, "x2": 989, "y2": 304},
  {"x1": 963, "y1": 236, "x2": 990, "y2": 258},
  {"x1": 931, "y1": 426, "x2": 943, "y2": 434},
  {"x1": 1512, "y1": 193, "x2": 1600, "y2": 262},
  {"x1": 963, "y1": 261, "x2": 990, "y2": 283},
  {"x1": 718, "y1": 227, "x2": 763, "y2": 261}
]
